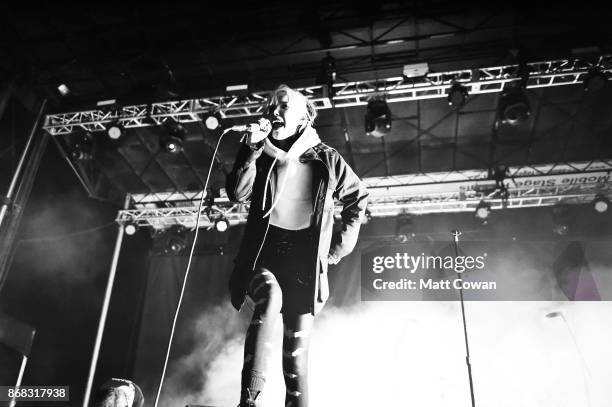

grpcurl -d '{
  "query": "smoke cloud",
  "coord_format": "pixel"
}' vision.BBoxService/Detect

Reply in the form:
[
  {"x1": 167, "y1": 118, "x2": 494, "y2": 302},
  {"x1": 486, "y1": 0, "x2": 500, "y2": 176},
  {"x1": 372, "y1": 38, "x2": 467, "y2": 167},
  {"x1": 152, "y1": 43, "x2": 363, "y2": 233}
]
[
  {"x1": 153, "y1": 238, "x2": 612, "y2": 407},
  {"x1": 156, "y1": 299, "x2": 612, "y2": 407}
]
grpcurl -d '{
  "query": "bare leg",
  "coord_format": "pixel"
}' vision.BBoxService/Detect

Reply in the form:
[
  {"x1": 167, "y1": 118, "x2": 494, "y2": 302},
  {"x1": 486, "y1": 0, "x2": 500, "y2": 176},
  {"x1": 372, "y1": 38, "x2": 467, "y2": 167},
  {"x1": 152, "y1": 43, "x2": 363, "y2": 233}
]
[{"x1": 282, "y1": 313, "x2": 314, "y2": 407}]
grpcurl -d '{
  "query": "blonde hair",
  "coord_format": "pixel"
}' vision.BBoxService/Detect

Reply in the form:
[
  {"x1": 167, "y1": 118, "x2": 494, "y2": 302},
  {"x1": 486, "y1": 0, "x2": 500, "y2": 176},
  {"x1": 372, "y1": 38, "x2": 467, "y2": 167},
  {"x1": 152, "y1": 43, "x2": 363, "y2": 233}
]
[{"x1": 268, "y1": 84, "x2": 318, "y2": 125}]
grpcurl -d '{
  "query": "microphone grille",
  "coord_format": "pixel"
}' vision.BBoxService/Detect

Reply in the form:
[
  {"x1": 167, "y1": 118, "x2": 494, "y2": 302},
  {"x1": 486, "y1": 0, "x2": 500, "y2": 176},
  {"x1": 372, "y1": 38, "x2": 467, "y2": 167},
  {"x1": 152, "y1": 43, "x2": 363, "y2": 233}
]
[{"x1": 259, "y1": 117, "x2": 272, "y2": 132}]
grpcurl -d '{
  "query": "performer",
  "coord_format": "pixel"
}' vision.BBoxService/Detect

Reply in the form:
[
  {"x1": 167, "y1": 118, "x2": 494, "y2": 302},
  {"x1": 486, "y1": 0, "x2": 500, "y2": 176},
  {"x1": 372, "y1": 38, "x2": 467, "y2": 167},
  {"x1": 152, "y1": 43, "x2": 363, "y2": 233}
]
[
  {"x1": 90, "y1": 378, "x2": 144, "y2": 407},
  {"x1": 226, "y1": 84, "x2": 368, "y2": 407}
]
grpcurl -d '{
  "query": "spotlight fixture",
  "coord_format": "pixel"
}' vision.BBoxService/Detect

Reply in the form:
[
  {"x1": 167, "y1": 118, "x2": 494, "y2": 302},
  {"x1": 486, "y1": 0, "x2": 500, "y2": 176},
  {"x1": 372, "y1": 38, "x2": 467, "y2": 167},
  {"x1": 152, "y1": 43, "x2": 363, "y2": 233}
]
[
  {"x1": 167, "y1": 237, "x2": 186, "y2": 253},
  {"x1": 394, "y1": 213, "x2": 414, "y2": 242},
  {"x1": 552, "y1": 206, "x2": 571, "y2": 236},
  {"x1": 71, "y1": 149, "x2": 91, "y2": 161},
  {"x1": 402, "y1": 62, "x2": 429, "y2": 78},
  {"x1": 365, "y1": 98, "x2": 392, "y2": 138},
  {"x1": 203, "y1": 111, "x2": 222, "y2": 131},
  {"x1": 163, "y1": 137, "x2": 182, "y2": 154},
  {"x1": 106, "y1": 120, "x2": 124, "y2": 140},
  {"x1": 160, "y1": 119, "x2": 186, "y2": 153},
  {"x1": 474, "y1": 200, "x2": 491, "y2": 223},
  {"x1": 552, "y1": 223, "x2": 569, "y2": 236},
  {"x1": 498, "y1": 84, "x2": 531, "y2": 125},
  {"x1": 593, "y1": 194, "x2": 609, "y2": 213},
  {"x1": 225, "y1": 84, "x2": 249, "y2": 97},
  {"x1": 317, "y1": 53, "x2": 337, "y2": 97},
  {"x1": 321, "y1": 53, "x2": 337, "y2": 83},
  {"x1": 97, "y1": 99, "x2": 117, "y2": 108},
  {"x1": 57, "y1": 84, "x2": 70, "y2": 96},
  {"x1": 447, "y1": 82, "x2": 469, "y2": 107},
  {"x1": 165, "y1": 225, "x2": 188, "y2": 254},
  {"x1": 583, "y1": 68, "x2": 608, "y2": 92},
  {"x1": 215, "y1": 218, "x2": 229, "y2": 232},
  {"x1": 124, "y1": 223, "x2": 137, "y2": 235},
  {"x1": 71, "y1": 132, "x2": 94, "y2": 161}
]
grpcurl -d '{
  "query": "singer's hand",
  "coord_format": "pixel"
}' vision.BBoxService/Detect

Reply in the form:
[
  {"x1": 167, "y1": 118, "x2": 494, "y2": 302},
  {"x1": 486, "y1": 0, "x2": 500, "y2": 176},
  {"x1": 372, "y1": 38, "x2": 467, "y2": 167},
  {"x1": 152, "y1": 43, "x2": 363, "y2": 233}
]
[
  {"x1": 327, "y1": 252, "x2": 340, "y2": 265},
  {"x1": 246, "y1": 118, "x2": 272, "y2": 146}
]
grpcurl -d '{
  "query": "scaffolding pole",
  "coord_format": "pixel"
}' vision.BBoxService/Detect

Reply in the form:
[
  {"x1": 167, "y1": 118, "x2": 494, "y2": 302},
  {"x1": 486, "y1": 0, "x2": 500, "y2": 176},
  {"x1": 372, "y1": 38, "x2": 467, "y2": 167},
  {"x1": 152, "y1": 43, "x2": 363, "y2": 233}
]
[
  {"x1": 0, "y1": 98, "x2": 48, "y2": 293},
  {"x1": 82, "y1": 193, "x2": 130, "y2": 407}
]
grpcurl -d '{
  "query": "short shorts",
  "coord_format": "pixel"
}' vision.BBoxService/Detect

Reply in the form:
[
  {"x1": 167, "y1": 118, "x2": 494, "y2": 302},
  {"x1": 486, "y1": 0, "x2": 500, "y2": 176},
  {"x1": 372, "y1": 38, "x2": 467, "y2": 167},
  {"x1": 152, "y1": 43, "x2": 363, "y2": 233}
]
[{"x1": 255, "y1": 224, "x2": 315, "y2": 315}]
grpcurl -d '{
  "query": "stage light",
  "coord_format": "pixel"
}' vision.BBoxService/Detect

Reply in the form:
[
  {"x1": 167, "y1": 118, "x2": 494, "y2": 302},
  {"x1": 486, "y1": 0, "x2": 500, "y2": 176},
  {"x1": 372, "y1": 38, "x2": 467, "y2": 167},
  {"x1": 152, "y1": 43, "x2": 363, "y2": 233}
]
[
  {"x1": 203, "y1": 111, "x2": 222, "y2": 131},
  {"x1": 160, "y1": 119, "x2": 186, "y2": 153},
  {"x1": 317, "y1": 53, "x2": 337, "y2": 97},
  {"x1": 593, "y1": 194, "x2": 609, "y2": 213},
  {"x1": 583, "y1": 68, "x2": 608, "y2": 92},
  {"x1": 403, "y1": 62, "x2": 429, "y2": 78},
  {"x1": 57, "y1": 84, "x2": 70, "y2": 96},
  {"x1": 71, "y1": 132, "x2": 94, "y2": 161},
  {"x1": 165, "y1": 226, "x2": 188, "y2": 254},
  {"x1": 163, "y1": 138, "x2": 182, "y2": 153},
  {"x1": 321, "y1": 53, "x2": 337, "y2": 83},
  {"x1": 226, "y1": 84, "x2": 249, "y2": 96},
  {"x1": 365, "y1": 98, "x2": 392, "y2": 138},
  {"x1": 124, "y1": 223, "x2": 137, "y2": 235},
  {"x1": 474, "y1": 200, "x2": 491, "y2": 221},
  {"x1": 447, "y1": 83, "x2": 468, "y2": 107},
  {"x1": 552, "y1": 206, "x2": 571, "y2": 236},
  {"x1": 552, "y1": 223, "x2": 569, "y2": 236},
  {"x1": 71, "y1": 149, "x2": 91, "y2": 161},
  {"x1": 498, "y1": 84, "x2": 531, "y2": 125},
  {"x1": 167, "y1": 237, "x2": 186, "y2": 253},
  {"x1": 96, "y1": 99, "x2": 117, "y2": 107},
  {"x1": 215, "y1": 218, "x2": 229, "y2": 232},
  {"x1": 394, "y1": 213, "x2": 414, "y2": 242},
  {"x1": 107, "y1": 121, "x2": 124, "y2": 140}
]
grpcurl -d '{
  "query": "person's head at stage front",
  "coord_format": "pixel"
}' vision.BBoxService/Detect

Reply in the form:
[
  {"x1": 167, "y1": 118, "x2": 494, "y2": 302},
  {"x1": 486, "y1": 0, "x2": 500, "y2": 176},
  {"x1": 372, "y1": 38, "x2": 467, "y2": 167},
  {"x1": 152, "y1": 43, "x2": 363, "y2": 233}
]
[
  {"x1": 90, "y1": 378, "x2": 144, "y2": 407},
  {"x1": 266, "y1": 84, "x2": 317, "y2": 146}
]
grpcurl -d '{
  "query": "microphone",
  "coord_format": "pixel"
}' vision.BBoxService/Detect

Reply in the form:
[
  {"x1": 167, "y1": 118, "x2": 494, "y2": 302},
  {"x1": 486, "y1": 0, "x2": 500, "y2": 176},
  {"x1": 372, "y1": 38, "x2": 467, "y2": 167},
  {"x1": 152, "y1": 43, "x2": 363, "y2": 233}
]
[{"x1": 228, "y1": 117, "x2": 272, "y2": 133}]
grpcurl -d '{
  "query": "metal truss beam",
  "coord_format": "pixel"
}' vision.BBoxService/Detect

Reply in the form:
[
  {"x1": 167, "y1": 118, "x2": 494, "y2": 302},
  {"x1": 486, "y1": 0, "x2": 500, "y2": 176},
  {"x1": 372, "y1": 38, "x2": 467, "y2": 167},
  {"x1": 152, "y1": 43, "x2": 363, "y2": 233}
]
[
  {"x1": 44, "y1": 56, "x2": 612, "y2": 136},
  {"x1": 116, "y1": 160, "x2": 612, "y2": 230}
]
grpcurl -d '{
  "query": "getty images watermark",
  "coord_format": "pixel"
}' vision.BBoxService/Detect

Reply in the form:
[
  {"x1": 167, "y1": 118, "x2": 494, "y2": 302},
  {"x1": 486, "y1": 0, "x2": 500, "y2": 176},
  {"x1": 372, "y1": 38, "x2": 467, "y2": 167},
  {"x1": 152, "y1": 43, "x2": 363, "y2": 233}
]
[
  {"x1": 361, "y1": 241, "x2": 504, "y2": 301},
  {"x1": 361, "y1": 240, "x2": 608, "y2": 301},
  {"x1": 371, "y1": 252, "x2": 492, "y2": 291}
]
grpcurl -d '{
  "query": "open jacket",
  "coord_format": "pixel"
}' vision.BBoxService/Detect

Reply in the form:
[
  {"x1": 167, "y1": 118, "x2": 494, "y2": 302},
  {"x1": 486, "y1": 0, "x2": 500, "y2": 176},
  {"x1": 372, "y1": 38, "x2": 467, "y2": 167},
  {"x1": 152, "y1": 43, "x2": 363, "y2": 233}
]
[{"x1": 226, "y1": 128, "x2": 369, "y2": 315}]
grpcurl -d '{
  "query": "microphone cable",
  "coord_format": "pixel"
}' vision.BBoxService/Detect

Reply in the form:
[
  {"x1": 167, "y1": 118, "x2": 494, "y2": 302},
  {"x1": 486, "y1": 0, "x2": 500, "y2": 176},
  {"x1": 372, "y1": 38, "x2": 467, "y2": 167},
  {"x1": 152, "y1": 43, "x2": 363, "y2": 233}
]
[{"x1": 153, "y1": 127, "x2": 236, "y2": 407}]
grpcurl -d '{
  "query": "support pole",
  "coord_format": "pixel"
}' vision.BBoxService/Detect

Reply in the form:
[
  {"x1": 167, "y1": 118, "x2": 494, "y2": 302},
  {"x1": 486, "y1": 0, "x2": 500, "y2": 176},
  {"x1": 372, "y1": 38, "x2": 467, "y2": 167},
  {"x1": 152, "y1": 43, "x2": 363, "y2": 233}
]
[
  {"x1": 451, "y1": 230, "x2": 476, "y2": 407},
  {"x1": 82, "y1": 194, "x2": 130, "y2": 407},
  {"x1": 0, "y1": 98, "x2": 47, "y2": 229},
  {"x1": 0, "y1": 99, "x2": 48, "y2": 293},
  {"x1": 8, "y1": 355, "x2": 28, "y2": 407}
]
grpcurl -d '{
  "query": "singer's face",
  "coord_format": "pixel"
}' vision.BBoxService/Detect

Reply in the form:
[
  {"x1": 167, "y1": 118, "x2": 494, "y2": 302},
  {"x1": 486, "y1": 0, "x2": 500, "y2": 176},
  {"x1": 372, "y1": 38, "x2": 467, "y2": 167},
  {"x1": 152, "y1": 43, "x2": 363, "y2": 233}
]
[{"x1": 269, "y1": 90, "x2": 308, "y2": 140}]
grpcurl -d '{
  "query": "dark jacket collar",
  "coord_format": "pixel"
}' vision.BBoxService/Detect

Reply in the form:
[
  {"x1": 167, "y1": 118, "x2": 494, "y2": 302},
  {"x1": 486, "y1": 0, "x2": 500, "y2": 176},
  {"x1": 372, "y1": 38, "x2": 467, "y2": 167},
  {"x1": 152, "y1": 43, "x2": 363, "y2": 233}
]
[{"x1": 299, "y1": 144, "x2": 324, "y2": 162}]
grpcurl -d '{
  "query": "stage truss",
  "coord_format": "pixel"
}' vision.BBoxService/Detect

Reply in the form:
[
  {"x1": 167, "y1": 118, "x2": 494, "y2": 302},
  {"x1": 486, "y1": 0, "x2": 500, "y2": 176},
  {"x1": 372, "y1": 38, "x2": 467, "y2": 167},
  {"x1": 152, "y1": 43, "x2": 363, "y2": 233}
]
[
  {"x1": 39, "y1": 55, "x2": 612, "y2": 230},
  {"x1": 42, "y1": 55, "x2": 612, "y2": 136},
  {"x1": 116, "y1": 160, "x2": 612, "y2": 230}
]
